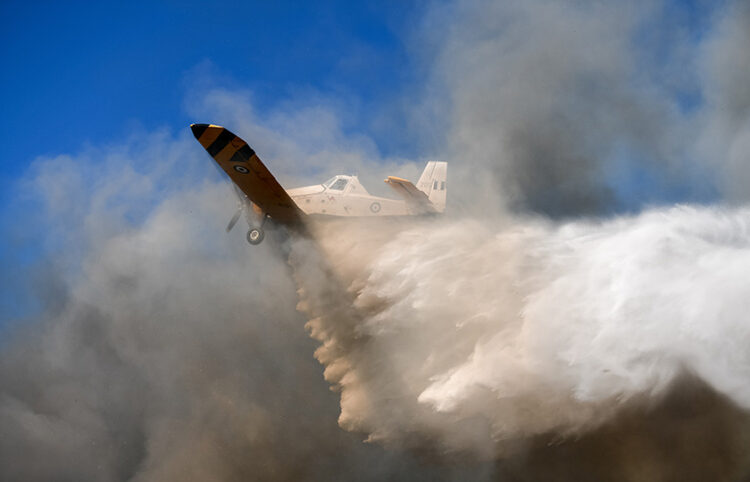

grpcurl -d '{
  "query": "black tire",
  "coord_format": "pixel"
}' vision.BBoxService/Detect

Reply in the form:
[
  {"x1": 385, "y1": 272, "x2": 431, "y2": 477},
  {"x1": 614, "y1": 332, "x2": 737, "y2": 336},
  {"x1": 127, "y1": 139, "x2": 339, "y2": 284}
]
[{"x1": 246, "y1": 228, "x2": 265, "y2": 245}]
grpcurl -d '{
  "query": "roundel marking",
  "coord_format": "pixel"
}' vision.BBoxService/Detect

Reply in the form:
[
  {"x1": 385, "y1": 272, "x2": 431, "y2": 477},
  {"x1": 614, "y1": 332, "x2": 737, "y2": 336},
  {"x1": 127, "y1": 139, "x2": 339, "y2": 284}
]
[
  {"x1": 234, "y1": 165, "x2": 250, "y2": 174},
  {"x1": 370, "y1": 201, "x2": 381, "y2": 213}
]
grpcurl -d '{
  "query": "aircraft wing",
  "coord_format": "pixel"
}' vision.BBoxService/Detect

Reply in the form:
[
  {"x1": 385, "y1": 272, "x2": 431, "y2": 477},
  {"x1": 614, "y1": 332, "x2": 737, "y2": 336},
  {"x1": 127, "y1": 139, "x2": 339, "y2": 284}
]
[
  {"x1": 384, "y1": 176, "x2": 438, "y2": 213},
  {"x1": 191, "y1": 124, "x2": 306, "y2": 229}
]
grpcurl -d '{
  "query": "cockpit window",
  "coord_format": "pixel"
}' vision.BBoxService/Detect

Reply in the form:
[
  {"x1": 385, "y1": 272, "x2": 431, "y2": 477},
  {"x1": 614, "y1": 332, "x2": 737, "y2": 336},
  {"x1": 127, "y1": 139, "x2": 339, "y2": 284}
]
[
  {"x1": 328, "y1": 178, "x2": 348, "y2": 190},
  {"x1": 323, "y1": 177, "x2": 337, "y2": 188}
]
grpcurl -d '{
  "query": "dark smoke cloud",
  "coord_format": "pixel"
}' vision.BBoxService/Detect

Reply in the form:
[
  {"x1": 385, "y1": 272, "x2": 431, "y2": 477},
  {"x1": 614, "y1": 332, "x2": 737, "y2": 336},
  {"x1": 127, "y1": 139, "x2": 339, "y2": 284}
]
[
  {"x1": 418, "y1": 0, "x2": 674, "y2": 216},
  {"x1": 697, "y1": 1, "x2": 750, "y2": 203},
  {"x1": 494, "y1": 379, "x2": 750, "y2": 482},
  {"x1": 3, "y1": 1, "x2": 750, "y2": 481},
  {"x1": 419, "y1": 0, "x2": 748, "y2": 217}
]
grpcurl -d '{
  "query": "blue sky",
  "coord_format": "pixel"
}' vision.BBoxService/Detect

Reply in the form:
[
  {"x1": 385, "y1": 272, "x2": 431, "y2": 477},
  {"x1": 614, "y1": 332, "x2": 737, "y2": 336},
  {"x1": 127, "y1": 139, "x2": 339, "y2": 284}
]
[
  {"x1": 0, "y1": 0, "x2": 721, "y2": 212},
  {"x1": 0, "y1": 0, "x2": 739, "y2": 323},
  {"x1": 0, "y1": 1, "x2": 420, "y2": 175},
  {"x1": 0, "y1": 1, "x2": 427, "y2": 322}
]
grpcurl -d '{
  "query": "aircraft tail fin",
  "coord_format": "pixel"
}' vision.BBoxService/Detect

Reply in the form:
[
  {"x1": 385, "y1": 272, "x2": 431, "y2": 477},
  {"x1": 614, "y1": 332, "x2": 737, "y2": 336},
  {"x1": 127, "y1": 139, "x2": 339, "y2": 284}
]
[{"x1": 416, "y1": 161, "x2": 447, "y2": 213}]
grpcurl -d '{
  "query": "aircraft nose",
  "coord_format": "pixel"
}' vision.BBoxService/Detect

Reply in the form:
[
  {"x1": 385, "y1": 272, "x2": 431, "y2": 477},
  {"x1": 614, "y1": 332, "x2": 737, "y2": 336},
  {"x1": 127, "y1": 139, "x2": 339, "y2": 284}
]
[{"x1": 190, "y1": 123, "x2": 209, "y2": 140}]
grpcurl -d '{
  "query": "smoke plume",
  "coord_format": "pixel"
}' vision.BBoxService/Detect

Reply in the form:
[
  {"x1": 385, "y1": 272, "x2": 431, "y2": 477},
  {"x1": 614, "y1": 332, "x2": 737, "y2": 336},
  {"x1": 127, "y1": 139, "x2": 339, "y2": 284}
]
[
  {"x1": 296, "y1": 209, "x2": 750, "y2": 468},
  {"x1": 0, "y1": 154, "x2": 480, "y2": 481},
  {"x1": 3, "y1": 0, "x2": 750, "y2": 481}
]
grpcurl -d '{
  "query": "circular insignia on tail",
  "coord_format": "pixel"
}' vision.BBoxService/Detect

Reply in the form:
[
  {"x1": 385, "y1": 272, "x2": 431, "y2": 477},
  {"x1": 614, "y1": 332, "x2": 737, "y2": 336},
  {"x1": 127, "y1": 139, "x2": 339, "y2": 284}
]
[
  {"x1": 234, "y1": 165, "x2": 249, "y2": 174},
  {"x1": 370, "y1": 202, "x2": 381, "y2": 213}
]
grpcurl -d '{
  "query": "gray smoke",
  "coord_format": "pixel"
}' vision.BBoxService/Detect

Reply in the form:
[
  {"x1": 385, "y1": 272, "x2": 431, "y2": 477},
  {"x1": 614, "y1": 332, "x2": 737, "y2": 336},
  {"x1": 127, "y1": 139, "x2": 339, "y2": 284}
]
[
  {"x1": 0, "y1": 148, "x2": 488, "y2": 481},
  {"x1": 3, "y1": 0, "x2": 750, "y2": 480},
  {"x1": 417, "y1": 0, "x2": 744, "y2": 216},
  {"x1": 697, "y1": 1, "x2": 750, "y2": 203}
]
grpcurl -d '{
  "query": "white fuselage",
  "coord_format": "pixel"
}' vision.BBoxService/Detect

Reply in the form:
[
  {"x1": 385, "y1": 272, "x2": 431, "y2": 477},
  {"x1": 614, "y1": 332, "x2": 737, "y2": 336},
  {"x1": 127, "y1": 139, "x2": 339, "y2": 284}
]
[{"x1": 286, "y1": 175, "x2": 417, "y2": 217}]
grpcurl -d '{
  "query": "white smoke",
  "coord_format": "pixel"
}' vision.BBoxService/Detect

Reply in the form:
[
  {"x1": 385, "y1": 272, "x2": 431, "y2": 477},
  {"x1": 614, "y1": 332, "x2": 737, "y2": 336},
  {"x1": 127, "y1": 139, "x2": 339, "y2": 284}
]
[
  {"x1": 3, "y1": 0, "x2": 750, "y2": 480},
  {"x1": 293, "y1": 206, "x2": 750, "y2": 459}
]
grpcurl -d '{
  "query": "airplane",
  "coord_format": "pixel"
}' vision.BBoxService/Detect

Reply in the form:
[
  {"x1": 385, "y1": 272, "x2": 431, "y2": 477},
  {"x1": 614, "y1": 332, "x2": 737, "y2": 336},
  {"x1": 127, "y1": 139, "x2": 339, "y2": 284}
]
[{"x1": 190, "y1": 123, "x2": 447, "y2": 245}]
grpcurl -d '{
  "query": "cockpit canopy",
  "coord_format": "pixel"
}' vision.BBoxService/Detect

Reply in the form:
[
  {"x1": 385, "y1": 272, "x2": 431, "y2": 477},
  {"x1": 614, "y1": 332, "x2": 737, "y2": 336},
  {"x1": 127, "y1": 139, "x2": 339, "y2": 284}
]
[
  {"x1": 322, "y1": 175, "x2": 370, "y2": 195},
  {"x1": 323, "y1": 176, "x2": 349, "y2": 191}
]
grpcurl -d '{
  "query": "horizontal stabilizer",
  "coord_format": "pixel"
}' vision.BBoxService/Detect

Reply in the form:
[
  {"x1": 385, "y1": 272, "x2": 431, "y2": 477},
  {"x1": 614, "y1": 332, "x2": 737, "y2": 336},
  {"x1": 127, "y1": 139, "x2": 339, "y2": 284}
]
[{"x1": 384, "y1": 176, "x2": 438, "y2": 214}]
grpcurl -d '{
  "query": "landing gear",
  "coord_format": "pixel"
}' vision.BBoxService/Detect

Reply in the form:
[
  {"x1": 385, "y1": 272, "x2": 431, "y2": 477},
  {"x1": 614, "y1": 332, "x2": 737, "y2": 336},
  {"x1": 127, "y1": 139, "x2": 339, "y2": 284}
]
[
  {"x1": 246, "y1": 227, "x2": 265, "y2": 245},
  {"x1": 245, "y1": 214, "x2": 269, "y2": 246}
]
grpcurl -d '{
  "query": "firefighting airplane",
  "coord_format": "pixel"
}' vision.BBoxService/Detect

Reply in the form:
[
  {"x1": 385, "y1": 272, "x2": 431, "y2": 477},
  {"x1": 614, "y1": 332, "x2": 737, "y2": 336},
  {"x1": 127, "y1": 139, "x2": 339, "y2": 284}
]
[{"x1": 190, "y1": 124, "x2": 447, "y2": 245}]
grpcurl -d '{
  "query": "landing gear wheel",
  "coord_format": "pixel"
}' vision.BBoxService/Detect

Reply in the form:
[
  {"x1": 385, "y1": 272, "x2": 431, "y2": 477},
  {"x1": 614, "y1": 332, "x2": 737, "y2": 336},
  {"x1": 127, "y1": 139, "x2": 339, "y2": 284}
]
[{"x1": 246, "y1": 228, "x2": 265, "y2": 245}]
